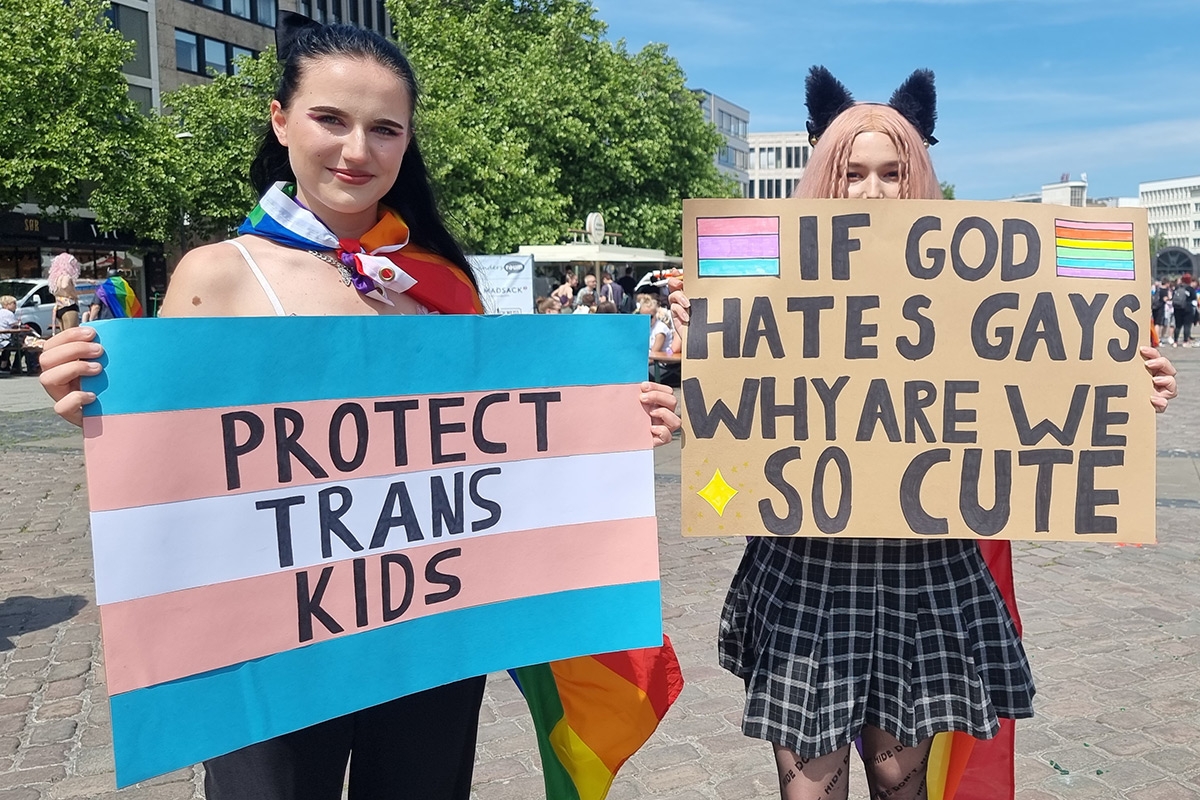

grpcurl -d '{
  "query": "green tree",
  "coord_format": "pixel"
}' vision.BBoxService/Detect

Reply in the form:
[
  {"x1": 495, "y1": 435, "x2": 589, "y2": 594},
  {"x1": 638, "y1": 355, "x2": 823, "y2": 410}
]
[
  {"x1": 940, "y1": 181, "x2": 955, "y2": 200},
  {"x1": 0, "y1": 0, "x2": 143, "y2": 214},
  {"x1": 390, "y1": 0, "x2": 735, "y2": 254},
  {"x1": 93, "y1": 52, "x2": 280, "y2": 243}
]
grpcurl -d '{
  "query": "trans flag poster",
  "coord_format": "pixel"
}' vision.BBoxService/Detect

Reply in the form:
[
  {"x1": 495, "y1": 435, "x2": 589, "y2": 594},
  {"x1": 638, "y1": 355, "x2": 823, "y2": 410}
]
[{"x1": 80, "y1": 314, "x2": 662, "y2": 786}]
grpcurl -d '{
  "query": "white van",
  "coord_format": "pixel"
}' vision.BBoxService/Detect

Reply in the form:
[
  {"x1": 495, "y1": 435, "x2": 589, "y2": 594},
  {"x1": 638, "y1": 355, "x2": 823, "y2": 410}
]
[{"x1": 0, "y1": 279, "x2": 99, "y2": 335}]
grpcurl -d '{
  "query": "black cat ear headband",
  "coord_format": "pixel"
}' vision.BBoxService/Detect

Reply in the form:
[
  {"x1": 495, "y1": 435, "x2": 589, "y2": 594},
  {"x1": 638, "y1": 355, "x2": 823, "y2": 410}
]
[
  {"x1": 804, "y1": 66, "x2": 938, "y2": 148},
  {"x1": 275, "y1": 10, "x2": 322, "y2": 59}
]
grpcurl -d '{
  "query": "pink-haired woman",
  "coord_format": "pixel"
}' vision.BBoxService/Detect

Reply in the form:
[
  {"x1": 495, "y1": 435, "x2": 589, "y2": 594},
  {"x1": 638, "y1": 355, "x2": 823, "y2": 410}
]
[{"x1": 671, "y1": 67, "x2": 1177, "y2": 800}]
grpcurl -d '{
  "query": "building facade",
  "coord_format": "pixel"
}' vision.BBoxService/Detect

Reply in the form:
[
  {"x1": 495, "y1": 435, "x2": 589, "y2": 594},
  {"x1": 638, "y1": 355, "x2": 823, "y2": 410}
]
[
  {"x1": 695, "y1": 90, "x2": 750, "y2": 197},
  {"x1": 1003, "y1": 175, "x2": 1091, "y2": 207},
  {"x1": 106, "y1": 0, "x2": 393, "y2": 111},
  {"x1": 1140, "y1": 176, "x2": 1200, "y2": 255},
  {"x1": 745, "y1": 131, "x2": 810, "y2": 199}
]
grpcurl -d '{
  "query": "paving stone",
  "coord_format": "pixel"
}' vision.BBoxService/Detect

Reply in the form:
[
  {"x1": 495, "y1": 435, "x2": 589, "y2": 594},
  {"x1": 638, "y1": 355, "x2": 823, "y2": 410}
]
[
  {"x1": 0, "y1": 765, "x2": 67, "y2": 789},
  {"x1": 27, "y1": 720, "x2": 76, "y2": 745},
  {"x1": 32, "y1": 700, "x2": 81, "y2": 722}
]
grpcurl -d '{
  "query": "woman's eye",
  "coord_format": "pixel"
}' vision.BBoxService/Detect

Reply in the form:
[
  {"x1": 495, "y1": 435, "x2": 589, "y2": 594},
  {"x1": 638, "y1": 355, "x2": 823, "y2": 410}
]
[
  {"x1": 317, "y1": 114, "x2": 342, "y2": 125},
  {"x1": 373, "y1": 126, "x2": 401, "y2": 136},
  {"x1": 847, "y1": 171, "x2": 862, "y2": 181}
]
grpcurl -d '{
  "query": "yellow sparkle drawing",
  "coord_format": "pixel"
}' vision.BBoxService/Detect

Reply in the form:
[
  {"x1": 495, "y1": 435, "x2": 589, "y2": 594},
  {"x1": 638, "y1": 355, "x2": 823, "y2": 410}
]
[{"x1": 698, "y1": 469, "x2": 739, "y2": 516}]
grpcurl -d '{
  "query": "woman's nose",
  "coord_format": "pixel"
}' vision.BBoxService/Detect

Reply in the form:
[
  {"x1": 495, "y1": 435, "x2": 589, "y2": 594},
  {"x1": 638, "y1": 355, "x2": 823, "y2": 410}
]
[{"x1": 863, "y1": 174, "x2": 884, "y2": 199}]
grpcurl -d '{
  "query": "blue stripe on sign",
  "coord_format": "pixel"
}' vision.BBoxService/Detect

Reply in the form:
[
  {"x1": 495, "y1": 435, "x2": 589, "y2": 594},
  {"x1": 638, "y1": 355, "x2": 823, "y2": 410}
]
[
  {"x1": 110, "y1": 580, "x2": 663, "y2": 787},
  {"x1": 82, "y1": 314, "x2": 646, "y2": 416},
  {"x1": 697, "y1": 258, "x2": 780, "y2": 277},
  {"x1": 1055, "y1": 257, "x2": 1137, "y2": 271}
]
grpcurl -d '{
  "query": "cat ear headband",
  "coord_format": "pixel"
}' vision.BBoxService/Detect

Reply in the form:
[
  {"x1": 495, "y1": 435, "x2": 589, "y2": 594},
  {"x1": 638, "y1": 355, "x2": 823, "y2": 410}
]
[
  {"x1": 805, "y1": 66, "x2": 939, "y2": 147},
  {"x1": 275, "y1": 10, "x2": 322, "y2": 59}
]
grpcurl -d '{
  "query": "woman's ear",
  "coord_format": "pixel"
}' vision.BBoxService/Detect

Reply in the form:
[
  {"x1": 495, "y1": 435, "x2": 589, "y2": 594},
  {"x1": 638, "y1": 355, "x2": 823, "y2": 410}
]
[{"x1": 269, "y1": 99, "x2": 289, "y2": 147}]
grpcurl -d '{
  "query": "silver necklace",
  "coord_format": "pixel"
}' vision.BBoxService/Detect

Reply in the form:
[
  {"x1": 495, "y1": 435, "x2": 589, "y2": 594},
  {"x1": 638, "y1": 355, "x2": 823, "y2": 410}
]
[{"x1": 307, "y1": 250, "x2": 353, "y2": 286}]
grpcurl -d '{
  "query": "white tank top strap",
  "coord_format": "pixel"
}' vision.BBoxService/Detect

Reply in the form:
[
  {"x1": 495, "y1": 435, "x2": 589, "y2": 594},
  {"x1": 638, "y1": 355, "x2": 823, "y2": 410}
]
[{"x1": 227, "y1": 239, "x2": 286, "y2": 317}]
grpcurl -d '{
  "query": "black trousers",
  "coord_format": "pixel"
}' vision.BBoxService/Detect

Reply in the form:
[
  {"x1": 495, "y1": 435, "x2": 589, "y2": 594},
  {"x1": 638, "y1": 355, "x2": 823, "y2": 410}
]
[{"x1": 203, "y1": 676, "x2": 486, "y2": 800}]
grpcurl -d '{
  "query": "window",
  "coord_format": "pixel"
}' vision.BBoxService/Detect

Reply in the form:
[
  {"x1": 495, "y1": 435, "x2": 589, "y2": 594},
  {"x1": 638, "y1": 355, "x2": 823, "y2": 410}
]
[
  {"x1": 759, "y1": 179, "x2": 766, "y2": 198},
  {"x1": 362, "y1": 0, "x2": 372, "y2": 30},
  {"x1": 376, "y1": 0, "x2": 386, "y2": 33},
  {"x1": 348, "y1": 0, "x2": 359, "y2": 24},
  {"x1": 106, "y1": 4, "x2": 152, "y2": 78},
  {"x1": 300, "y1": 0, "x2": 312, "y2": 15},
  {"x1": 231, "y1": 46, "x2": 254, "y2": 73},
  {"x1": 185, "y1": 0, "x2": 274, "y2": 25},
  {"x1": 177, "y1": 29, "x2": 258, "y2": 76},
  {"x1": 128, "y1": 84, "x2": 153, "y2": 114},
  {"x1": 204, "y1": 38, "x2": 226, "y2": 74},
  {"x1": 802, "y1": 145, "x2": 809, "y2": 167},
  {"x1": 747, "y1": 181, "x2": 755, "y2": 198},
  {"x1": 329, "y1": 0, "x2": 342, "y2": 22},
  {"x1": 175, "y1": 30, "x2": 198, "y2": 73},
  {"x1": 775, "y1": 179, "x2": 782, "y2": 198}
]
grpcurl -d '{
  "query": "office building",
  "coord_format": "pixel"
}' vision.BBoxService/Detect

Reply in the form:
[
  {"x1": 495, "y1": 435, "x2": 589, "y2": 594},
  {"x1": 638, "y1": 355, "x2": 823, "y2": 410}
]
[
  {"x1": 107, "y1": 0, "x2": 392, "y2": 112},
  {"x1": 1003, "y1": 174, "x2": 1090, "y2": 207},
  {"x1": 1140, "y1": 175, "x2": 1200, "y2": 255},
  {"x1": 746, "y1": 131, "x2": 810, "y2": 199},
  {"x1": 695, "y1": 90, "x2": 750, "y2": 197}
]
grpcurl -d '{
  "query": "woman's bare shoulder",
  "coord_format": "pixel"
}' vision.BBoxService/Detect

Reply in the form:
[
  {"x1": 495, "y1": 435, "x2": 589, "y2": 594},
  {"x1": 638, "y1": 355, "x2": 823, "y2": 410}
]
[{"x1": 159, "y1": 239, "x2": 261, "y2": 317}]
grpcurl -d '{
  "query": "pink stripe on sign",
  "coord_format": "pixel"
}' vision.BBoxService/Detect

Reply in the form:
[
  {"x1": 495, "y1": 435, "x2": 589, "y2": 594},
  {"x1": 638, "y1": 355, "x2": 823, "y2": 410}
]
[
  {"x1": 83, "y1": 383, "x2": 645, "y2": 511},
  {"x1": 1056, "y1": 267, "x2": 1135, "y2": 280},
  {"x1": 100, "y1": 517, "x2": 659, "y2": 695},
  {"x1": 696, "y1": 217, "x2": 779, "y2": 236},
  {"x1": 1054, "y1": 219, "x2": 1135, "y2": 232},
  {"x1": 697, "y1": 234, "x2": 780, "y2": 260}
]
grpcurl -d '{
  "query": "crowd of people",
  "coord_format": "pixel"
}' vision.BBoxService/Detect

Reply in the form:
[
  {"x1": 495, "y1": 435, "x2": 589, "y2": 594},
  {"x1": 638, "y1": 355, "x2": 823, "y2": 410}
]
[{"x1": 1153, "y1": 274, "x2": 1199, "y2": 347}]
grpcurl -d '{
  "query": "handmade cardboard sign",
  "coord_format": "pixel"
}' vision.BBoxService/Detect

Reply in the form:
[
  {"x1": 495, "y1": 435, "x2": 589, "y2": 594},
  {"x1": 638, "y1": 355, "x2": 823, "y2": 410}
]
[
  {"x1": 81, "y1": 315, "x2": 661, "y2": 786},
  {"x1": 681, "y1": 198, "x2": 1155, "y2": 542}
]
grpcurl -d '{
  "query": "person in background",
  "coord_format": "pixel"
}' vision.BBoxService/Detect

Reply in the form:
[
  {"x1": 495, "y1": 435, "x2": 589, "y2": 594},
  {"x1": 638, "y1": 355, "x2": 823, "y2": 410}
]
[
  {"x1": 617, "y1": 266, "x2": 637, "y2": 299},
  {"x1": 595, "y1": 300, "x2": 618, "y2": 314},
  {"x1": 600, "y1": 270, "x2": 627, "y2": 311},
  {"x1": 1171, "y1": 274, "x2": 1194, "y2": 346},
  {"x1": 49, "y1": 253, "x2": 82, "y2": 332},
  {"x1": 551, "y1": 270, "x2": 577, "y2": 308},
  {"x1": 576, "y1": 272, "x2": 599, "y2": 308},
  {"x1": 535, "y1": 296, "x2": 563, "y2": 314}
]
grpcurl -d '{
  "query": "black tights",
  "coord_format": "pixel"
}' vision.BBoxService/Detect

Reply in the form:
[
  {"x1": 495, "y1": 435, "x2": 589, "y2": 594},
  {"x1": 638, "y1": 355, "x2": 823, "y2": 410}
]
[{"x1": 774, "y1": 726, "x2": 932, "y2": 800}]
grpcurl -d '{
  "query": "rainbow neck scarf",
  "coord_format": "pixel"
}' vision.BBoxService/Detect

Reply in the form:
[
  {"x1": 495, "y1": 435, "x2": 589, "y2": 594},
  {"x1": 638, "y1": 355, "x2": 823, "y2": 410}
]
[{"x1": 238, "y1": 182, "x2": 482, "y2": 315}]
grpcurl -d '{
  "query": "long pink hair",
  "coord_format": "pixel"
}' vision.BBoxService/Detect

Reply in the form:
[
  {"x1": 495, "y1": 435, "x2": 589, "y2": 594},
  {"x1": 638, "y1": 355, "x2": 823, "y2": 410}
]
[{"x1": 795, "y1": 103, "x2": 940, "y2": 200}]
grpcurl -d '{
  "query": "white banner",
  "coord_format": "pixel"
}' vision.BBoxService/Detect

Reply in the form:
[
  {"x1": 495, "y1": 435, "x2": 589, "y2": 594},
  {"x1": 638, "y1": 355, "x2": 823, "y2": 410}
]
[{"x1": 468, "y1": 254, "x2": 535, "y2": 314}]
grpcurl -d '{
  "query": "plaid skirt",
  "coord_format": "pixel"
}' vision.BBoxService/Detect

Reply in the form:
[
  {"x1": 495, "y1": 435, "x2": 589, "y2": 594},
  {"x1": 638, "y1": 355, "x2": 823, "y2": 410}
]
[{"x1": 718, "y1": 537, "x2": 1035, "y2": 758}]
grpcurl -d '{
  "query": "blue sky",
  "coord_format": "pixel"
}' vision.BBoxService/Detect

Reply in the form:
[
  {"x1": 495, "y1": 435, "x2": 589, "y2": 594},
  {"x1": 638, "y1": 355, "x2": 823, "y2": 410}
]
[{"x1": 589, "y1": 0, "x2": 1200, "y2": 201}]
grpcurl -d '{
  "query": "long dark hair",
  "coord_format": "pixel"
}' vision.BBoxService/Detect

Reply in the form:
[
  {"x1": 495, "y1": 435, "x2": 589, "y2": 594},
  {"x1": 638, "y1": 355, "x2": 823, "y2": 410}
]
[{"x1": 249, "y1": 16, "x2": 478, "y2": 289}]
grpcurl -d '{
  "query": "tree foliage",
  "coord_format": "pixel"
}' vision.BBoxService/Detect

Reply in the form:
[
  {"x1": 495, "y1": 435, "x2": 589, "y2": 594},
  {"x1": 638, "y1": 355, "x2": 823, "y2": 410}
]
[
  {"x1": 0, "y1": 0, "x2": 142, "y2": 213},
  {"x1": 390, "y1": 0, "x2": 736, "y2": 254},
  {"x1": 940, "y1": 181, "x2": 955, "y2": 200}
]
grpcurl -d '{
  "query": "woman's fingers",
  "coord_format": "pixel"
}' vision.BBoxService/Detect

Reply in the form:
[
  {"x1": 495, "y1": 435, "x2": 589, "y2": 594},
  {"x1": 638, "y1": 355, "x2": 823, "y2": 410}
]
[
  {"x1": 51, "y1": 390, "x2": 96, "y2": 428},
  {"x1": 640, "y1": 382, "x2": 681, "y2": 446}
]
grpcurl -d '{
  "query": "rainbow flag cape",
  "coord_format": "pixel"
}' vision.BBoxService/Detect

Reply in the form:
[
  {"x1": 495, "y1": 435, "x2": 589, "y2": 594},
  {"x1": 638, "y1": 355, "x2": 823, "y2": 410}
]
[
  {"x1": 94, "y1": 276, "x2": 143, "y2": 318},
  {"x1": 927, "y1": 541, "x2": 1021, "y2": 800},
  {"x1": 512, "y1": 636, "x2": 684, "y2": 800}
]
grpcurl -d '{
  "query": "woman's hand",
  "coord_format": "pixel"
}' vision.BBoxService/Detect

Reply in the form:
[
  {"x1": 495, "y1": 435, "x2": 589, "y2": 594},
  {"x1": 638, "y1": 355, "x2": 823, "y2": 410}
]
[
  {"x1": 1141, "y1": 345, "x2": 1178, "y2": 413},
  {"x1": 667, "y1": 276, "x2": 689, "y2": 336},
  {"x1": 38, "y1": 326, "x2": 103, "y2": 427},
  {"x1": 641, "y1": 381, "x2": 680, "y2": 446}
]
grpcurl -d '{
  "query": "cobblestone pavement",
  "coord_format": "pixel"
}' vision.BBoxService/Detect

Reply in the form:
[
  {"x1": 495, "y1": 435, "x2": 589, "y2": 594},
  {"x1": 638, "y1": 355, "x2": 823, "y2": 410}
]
[{"x1": 1, "y1": 348, "x2": 1199, "y2": 799}]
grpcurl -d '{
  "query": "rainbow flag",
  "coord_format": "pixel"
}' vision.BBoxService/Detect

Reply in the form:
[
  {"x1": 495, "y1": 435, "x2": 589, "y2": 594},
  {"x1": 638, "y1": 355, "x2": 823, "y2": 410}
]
[
  {"x1": 927, "y1": 541, "x2": 1021, "y2": 800},
  {"x1": 513, "y1": 636, "x2": 684, "y2": 800},
  {"x1": 94, "y1": 276, "x2": 144, "y2": 318},
  {"x1": 1055, "y1": 219, "x2": 1136, "y2": 280},
  {"x1": 697, "y1": 217, "x2": 781, "y2": 277}
]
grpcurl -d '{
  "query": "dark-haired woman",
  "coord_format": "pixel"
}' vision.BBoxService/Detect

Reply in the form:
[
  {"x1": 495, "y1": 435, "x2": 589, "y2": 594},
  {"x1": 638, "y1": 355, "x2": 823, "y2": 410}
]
[{"x1": 39, "y1": 14, "x2": 680, "y2": 800}]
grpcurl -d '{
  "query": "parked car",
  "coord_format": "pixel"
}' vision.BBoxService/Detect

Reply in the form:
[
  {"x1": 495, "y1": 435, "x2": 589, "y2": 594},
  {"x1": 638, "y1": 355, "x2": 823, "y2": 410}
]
[{"x1": 0, "y1": 278, "x2": 99, "y2": 335}]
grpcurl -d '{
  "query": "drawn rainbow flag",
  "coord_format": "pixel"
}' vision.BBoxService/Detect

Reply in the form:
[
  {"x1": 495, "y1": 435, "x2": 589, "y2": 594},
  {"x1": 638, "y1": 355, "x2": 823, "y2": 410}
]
[
  {"x1": 81, "y1": 315, "x2": 662, "y2": 786},
  {"x1": 1055, "y1": 219, "x2": 1136, "y2": 280},
  {"x1": 697, "y1": 217, "x2": 780, "y2": 277}
]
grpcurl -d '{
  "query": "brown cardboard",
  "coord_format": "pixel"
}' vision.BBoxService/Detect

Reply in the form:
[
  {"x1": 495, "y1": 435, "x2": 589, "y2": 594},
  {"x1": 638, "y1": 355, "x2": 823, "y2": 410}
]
[{"x1": 681, "y1": 198, "x2": 1156, "y2": 543}]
